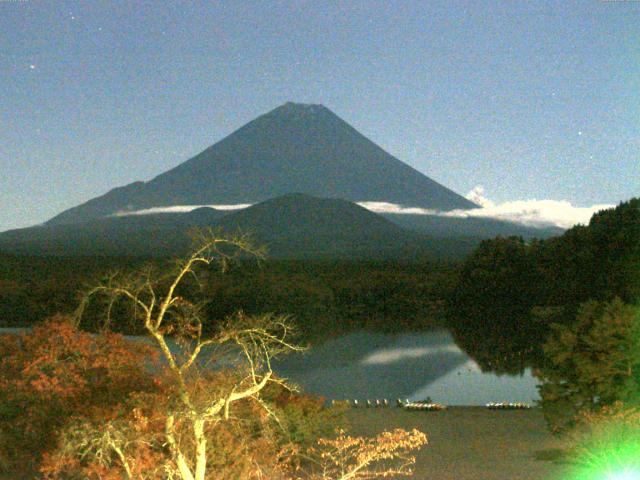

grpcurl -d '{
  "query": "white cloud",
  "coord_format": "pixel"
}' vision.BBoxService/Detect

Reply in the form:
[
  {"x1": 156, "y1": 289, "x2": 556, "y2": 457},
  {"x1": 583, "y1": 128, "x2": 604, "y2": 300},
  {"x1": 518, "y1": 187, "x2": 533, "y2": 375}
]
[
  {"x1": 112, "y1": 191, "x2": 616, "y2": 230},
  {"x1": 454, "y1": 186, "x2": 615, "y2": 229},
  {"x1": 465, "y1": 185, "x2": 493, "y2": 208},
  {"x1": 113, "y1": 204, "x2": 252, "y2": 216},
  {"x1": 359, "y1": 189, "x2": 615, "y2": 229},
  {"x1": 357, "y1": 202, "x2": 438, "y2": 216},
  {"x1": 360, "y1": 345, "x2": 461, "y2": 366}
]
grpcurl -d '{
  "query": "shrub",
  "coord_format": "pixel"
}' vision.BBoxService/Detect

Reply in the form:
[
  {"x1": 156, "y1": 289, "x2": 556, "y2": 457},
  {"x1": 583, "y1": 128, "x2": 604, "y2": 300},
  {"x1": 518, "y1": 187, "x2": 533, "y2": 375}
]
[
  {"x1": 567, "y1": 402, "x2": 640, "y2": 480},
  {"x1": 536, "y1": 298, "x2": 640, "y2": 432},
  {"x1": 0, "y1": 316, "x2": 158, "y2": 476}
]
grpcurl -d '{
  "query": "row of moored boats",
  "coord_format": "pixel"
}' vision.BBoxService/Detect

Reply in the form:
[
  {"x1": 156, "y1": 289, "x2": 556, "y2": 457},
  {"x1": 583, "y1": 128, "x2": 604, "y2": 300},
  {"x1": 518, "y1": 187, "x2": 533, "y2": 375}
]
[{"x1": 332, "y1": 399, "x2": 531, "y2": 410}]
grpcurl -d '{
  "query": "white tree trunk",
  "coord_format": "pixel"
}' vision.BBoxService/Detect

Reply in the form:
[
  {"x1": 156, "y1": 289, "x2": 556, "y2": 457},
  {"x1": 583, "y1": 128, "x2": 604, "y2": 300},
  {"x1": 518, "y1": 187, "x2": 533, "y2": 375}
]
[
  {"x1": 194, "y1": 418, "x2": 207, "y2": 480},
  {"x1": 166, "y1": 415, "x2": 196, "y2": 480}
]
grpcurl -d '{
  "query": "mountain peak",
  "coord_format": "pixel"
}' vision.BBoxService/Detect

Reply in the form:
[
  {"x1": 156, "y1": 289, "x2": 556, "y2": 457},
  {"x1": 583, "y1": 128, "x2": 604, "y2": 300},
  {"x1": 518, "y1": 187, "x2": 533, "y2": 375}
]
[
  {"x1": 281, "y1": 101, "x2": 326, "y2": 110},
  {"x1": 267, "y1": 102, "x2": 330, "y2": 119},
  {"x1": 46, "y1": 103, "x2": 477, "y2": 225}
]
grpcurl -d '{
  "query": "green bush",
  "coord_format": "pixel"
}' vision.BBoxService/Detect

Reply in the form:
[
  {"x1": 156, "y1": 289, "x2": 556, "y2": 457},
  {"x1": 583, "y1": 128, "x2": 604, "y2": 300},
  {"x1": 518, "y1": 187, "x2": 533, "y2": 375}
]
[
  {"x1": 567, "y1": 402, "x2": 640, "y2": 480},
  {"x1": 536, "y1": 299, "x2": 640, "y2": 432}
]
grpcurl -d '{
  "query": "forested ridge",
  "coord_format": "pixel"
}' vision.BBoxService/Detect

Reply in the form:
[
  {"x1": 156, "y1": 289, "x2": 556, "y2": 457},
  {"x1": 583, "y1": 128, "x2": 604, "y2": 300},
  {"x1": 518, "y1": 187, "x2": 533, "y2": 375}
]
[
  {"x1": 1, "y1": 198, "x2": 637, "y2": 366},
  {"x1": 0, "y1": 255, "x2": 458, "y2": 339},
  {"x1": 448, "y1": 198, "x2": 640, "y2": 374}
]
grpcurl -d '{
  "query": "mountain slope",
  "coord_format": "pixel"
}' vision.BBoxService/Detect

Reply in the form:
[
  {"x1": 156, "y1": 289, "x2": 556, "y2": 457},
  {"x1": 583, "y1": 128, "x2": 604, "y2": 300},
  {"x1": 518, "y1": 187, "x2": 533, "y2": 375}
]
[
  {"x1": 0, "y1": 208, "x2": 227, "y2": 257},
  {"x1": 213, "y1": 193, "x2": 474, "y2": 259},
  {"x1": 0, "y1": 195, "x2": 477, "y2": 259},
  {"x1": 47, "y1": 102, "x2": 476, "y2": 225}
]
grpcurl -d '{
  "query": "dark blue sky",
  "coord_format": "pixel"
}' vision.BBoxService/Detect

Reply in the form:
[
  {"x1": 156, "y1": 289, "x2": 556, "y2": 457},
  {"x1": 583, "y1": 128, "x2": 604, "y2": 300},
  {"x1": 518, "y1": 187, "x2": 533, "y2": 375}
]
[{"x1": 1, "y1": 0, "x2": 638, "y2": 231}]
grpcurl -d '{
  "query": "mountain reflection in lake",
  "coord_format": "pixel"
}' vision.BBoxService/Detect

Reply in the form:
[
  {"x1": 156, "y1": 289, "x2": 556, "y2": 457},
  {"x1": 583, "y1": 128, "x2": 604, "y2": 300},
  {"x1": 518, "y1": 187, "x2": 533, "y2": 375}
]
[
  {"x1": 0, "y1": 327, "x2": 539, "y2": 405},
  {"x1": 272, "y1": 330, "x2": 540, "y2": 405}
]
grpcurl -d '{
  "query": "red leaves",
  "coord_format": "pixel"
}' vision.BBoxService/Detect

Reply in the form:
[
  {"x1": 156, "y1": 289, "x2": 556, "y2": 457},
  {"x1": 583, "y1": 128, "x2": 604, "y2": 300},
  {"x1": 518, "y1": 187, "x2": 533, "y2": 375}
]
[
  {"x1": 0, "y1": 316, "x2": 160, "y2": 476},
  {"x1": 309, "y1": 428, "x2": 428, "y2": 479},
  {"x1": 0, "y1": 316, "x2": 430, "y2": 480}
]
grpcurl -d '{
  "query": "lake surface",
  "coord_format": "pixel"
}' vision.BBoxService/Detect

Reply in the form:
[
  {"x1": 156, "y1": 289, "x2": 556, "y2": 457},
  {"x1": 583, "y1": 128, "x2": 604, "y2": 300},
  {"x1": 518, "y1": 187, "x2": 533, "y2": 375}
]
[
  {"x1": 272, "y1": 330, "x2": 541, "y2": 405},
  {"x1": 0, "y1": 327, "x2": 540, "y2": 406}
]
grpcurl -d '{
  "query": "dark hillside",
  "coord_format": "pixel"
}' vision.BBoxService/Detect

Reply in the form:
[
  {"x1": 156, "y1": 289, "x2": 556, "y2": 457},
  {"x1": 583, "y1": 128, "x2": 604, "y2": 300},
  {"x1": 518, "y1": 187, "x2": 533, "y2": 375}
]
[
  {"x1": 214, "y1": 193, "x2": 475, "y2": 260},
  {"x1": 0, "y1": 208, "x2": 226, "y2": 256},
  {"x1": 0, "y1": 195, "x2": 477, "y2": 259},
  {"x1": 446, "y1": 198, "x2": 640, "y2": 374}
]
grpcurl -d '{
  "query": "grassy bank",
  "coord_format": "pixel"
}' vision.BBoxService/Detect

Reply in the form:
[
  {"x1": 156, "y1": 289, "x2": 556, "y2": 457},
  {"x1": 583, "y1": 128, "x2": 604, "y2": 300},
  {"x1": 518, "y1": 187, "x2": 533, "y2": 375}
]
[{"x1": 344, "y1": 407, "x2": 571, "y2": 480}]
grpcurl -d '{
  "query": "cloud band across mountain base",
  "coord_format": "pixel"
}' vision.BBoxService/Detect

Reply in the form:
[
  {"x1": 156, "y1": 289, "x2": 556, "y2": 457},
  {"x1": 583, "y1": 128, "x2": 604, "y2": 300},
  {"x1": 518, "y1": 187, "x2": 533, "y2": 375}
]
[
  {"x1": 362, "y1": 186, "x2": 615, "y2": 229},
  {"x1": 112, "y1": 204, "x2": 252, "y2": 216},
  {"x1": 114, "y1": 189, "x2": 615, "y2": 230}
]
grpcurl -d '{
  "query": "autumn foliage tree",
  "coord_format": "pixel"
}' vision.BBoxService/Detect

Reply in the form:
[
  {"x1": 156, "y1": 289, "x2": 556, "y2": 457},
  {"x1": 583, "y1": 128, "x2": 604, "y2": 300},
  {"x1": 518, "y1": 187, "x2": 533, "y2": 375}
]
[
  {"x1": 0, "y1": 315, "x2": 159, "y2": 477},
  {"x1": 52, "y1": 230, "x2": 308, "y2": 480},
  {"x1": 304, "y1": 428, "x2": 427, "y2": 480},
  {"x1": 0, "y1": 230, "x2": 427, "y2": 479}
]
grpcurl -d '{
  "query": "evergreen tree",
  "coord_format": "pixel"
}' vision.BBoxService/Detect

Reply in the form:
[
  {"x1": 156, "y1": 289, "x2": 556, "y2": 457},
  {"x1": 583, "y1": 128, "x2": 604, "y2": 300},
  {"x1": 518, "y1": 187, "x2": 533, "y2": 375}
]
[
  {"x1": 447, "y1": 236, "x2": 543, "y2": 374},
  {"x1": 535, "y1": 298, "x2": 640, "y2": 433}
]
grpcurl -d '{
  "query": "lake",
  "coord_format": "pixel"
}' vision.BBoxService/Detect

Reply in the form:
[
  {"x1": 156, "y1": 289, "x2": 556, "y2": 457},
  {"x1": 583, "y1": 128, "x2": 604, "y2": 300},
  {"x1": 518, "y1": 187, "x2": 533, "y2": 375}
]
[
  {"x1": 0, "y1": 327, "x2": 540, "y2": 406},
  {"x1": 273, "y1": 330, "x2": 540, "y2": 406}
]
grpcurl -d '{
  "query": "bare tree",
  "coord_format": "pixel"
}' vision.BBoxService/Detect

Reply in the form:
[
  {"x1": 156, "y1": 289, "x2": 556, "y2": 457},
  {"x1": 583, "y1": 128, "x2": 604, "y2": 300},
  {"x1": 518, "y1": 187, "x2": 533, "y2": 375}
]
[
  {"x1": 75, "y1": 229, "x2": 304, "y2": 480},
  {"x1": 64, "y1": 229, "x2": 428, "y2": 480}
]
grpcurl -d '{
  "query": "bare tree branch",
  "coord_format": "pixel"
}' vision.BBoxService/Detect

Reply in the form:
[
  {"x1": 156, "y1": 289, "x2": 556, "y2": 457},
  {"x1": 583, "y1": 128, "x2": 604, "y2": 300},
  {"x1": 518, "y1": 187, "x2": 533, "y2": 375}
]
[{"x1": 74, "y1": 230, "x2": 303, "y2": 480}]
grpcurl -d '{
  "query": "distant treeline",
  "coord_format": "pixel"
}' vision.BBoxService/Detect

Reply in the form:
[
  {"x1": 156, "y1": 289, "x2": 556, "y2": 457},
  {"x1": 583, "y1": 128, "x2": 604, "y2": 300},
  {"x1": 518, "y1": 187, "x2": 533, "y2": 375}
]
[
  {"x1": 0, "y1": 255, "x2": 143, "y2": 329},
  {"x1": 447, "y1": 198, "x2": 640, "y2": 374},
  {"x1": 0, "y1": 254, "x2": 459, "y2": 340},
  {"x1": 1, "y1": 198, "x2": 637, "y2": 365},
  {"x1": 203, "y1": 260, "x2": 459, "y2": 338}
]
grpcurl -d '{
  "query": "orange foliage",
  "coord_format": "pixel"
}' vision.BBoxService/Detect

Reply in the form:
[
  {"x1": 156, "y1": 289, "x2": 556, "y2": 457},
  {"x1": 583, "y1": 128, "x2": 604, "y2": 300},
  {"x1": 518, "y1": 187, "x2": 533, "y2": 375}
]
[
  {"x1": 0, "y1": 316, "x2": 160, "y2": 476},
  {"x1": 0, "y1": 319, "x2": 428, "y2": 480},
  {"x1": 305, "y1": 428, "x2": 428, "y2": 480}
]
